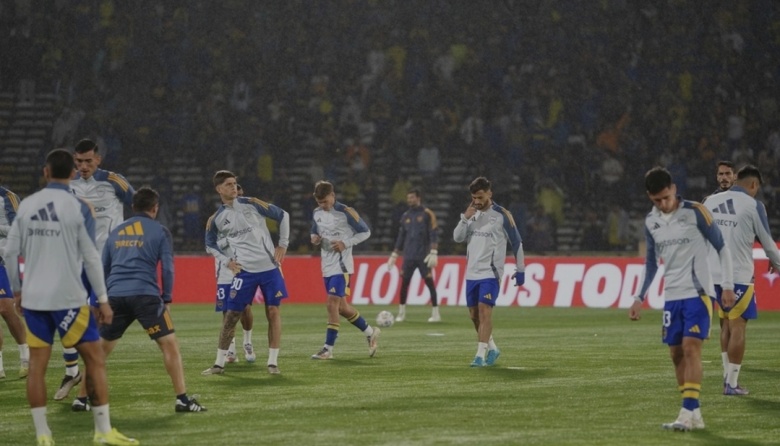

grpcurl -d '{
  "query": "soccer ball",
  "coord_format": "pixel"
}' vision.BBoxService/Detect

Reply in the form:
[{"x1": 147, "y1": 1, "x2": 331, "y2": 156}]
[{"x1": 376, "y1": 310, "x2": 394, "y2": 328}]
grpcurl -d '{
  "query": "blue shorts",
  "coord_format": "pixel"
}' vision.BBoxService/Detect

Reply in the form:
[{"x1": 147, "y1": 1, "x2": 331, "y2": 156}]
[
  {"x1": 23, "y1": 305, "x2": 100, "y2": 348},
  {"x1": 0, "y1": 265, "x2": 12, "y2": 298},
  {"x1": 715, "y1": 284, "x2": 757, "y2": 321},
  {"x1": 465, "y1": 278, "x2": 500, "y2": 307},
  {"x1": 662, "y1": 297, "x2": 712, "y2": 346},
  {"x1": 227, "y1": 269, "x2": 287, "y2": 312},
  {"x1": 215, "y1": 283, "x2": 230, "y2": 312},
  {"x1": 82, "y1": 270, "x2": 99, "y2": 308},
  {"x1": 323, "y1": 274, "x2": 350, "y2": 298}
]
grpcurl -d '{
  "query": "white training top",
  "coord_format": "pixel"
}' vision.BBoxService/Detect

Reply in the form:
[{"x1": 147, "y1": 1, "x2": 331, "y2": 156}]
[{"x1": 311, "y1": 202, "x2": 371, "y2": 277}]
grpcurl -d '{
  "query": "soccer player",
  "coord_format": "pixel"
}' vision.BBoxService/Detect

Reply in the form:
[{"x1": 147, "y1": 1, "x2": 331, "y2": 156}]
[
  {"x1": 386, "y1": 189, "x2": 441, "y2": 322},
  {"x1": 453, "y1": 177, "x2": 525, "y2": 367},
  {"x1": 214, "y1": 183, "x2": 255, "y2": 364},
  {"x1": 202, "y1": 170, "x2": 289, "y2": 375},
  {"x1": 4, "y1": 148, "x2": 138, "y2": 446},
  {"x1": 629, "y1": 166, "x2": 736, "y2": 432},
  {"x1": 72, "y1": 187, "x2": 206, "y2": 413},
  {"x1": 0, "y1": 184, "x2": 29, "y2": 378},
  {"x1": 713, "y1": 160, "x2": 736, "y2": 195},
  {"x1": 54, "y1": 138, "x2": 135, "y2": 402},
  {"x1": 309, "y1": 180, "x2": 380, "y2": 360},
  {"x1": 703, "y1": 165, "x2": 780, "y2": 395}
]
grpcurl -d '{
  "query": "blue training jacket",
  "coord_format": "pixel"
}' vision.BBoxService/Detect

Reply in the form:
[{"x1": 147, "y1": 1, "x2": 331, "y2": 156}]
[{"x1": 102, "y1": 213, "x2": 174, "y2": 302}]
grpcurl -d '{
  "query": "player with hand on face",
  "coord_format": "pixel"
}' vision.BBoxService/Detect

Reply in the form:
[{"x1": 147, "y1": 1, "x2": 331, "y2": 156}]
[
  {"x1": 386, "y1": 189, "x2": 441, "y2": 323},
  {"x1": 630, "y1": 166, "x2": 736, "y2": 432},
  {"x1": 453, "y1": 177, "x2": 525, "y2": 367}
]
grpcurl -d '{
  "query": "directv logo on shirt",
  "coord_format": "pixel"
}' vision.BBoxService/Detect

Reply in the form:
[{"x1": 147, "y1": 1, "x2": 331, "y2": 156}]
[{"x1": 27, "y1": 228, "x2": 61, "y2": 237}]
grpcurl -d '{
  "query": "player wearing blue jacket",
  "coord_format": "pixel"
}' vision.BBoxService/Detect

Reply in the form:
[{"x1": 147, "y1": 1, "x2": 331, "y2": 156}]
[
  {"x1": 630, "y1": 167, "x2": 736, "y2": 432},
  {"x1": 72, "y1": 187, "x2": 205, "y2": 413},
  {"x1": 0, "y1": 185, "x2": 29, "y2": 378},
  {"x1": 453, "y1": 177, "x2": 525, "y2": 368}
]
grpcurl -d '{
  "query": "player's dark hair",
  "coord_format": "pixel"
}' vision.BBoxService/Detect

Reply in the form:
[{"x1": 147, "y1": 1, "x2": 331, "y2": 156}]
[
  {"x1": 213, "y1": 170, "x2": 236, "y2": 187},
  {"x1": 716, "y1": 160, "x2": 734, "y2": 171},
  {"x1": 468, "y1": 177, "x2": 491, "y2": 194},
  {"x1": 645, "y1": 166, "x2": 672, "y2": 194},
  {"x1": 132, "y1": 187, "x2": 159, "y2": 212},
  {"x1": 236, "y1": 184, "x2": 243, "y2": 192},
  {"x1": 407, "y1": 188, "x2": 420, "y2": 198},
  {"x1": 737, "y1": 165, "x2": 763, "y2": 184},
  {"x1": 45, "y1": 149, "x2": 75, "y2": 179},
  {"x1": 74, "y1": 138, "x2": 98, "y2": 154},
  {"x1": 313, "y1": 180, "x2": 334, "y2": 199}
]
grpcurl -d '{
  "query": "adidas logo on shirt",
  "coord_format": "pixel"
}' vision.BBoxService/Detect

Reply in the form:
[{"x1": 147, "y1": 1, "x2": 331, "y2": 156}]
[{"x1": 30, "y1": 202, "x2": 59, "y2": 222}]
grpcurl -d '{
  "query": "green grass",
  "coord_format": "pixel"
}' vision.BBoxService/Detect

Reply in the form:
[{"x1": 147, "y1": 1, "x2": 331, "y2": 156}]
[{"x1": 2, "y1": 305, "x2": 780, "y2": 445}]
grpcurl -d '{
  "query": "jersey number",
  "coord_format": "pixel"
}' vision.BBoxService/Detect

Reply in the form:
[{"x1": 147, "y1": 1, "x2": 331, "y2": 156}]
[
  {"x1": 232, "y1": 277, "x2": 244, "y2": 290},
  {"x1": 662, "y1": 311, "x2": 672, "y2": 327}
]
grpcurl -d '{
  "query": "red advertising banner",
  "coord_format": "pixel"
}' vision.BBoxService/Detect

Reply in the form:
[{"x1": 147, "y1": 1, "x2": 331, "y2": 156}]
[{"x1": 173, "y1": 254, "x2": 780, "y2": 310}]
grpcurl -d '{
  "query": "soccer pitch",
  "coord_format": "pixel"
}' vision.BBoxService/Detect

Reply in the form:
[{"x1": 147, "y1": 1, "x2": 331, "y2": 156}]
[{"x1": 2, "y1": 305, "x2": 779, "y2": 445}]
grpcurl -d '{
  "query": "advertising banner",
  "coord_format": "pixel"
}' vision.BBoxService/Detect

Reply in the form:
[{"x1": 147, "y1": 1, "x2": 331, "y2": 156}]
[{"x1": 173, "y1": 253, "x2": 780, "y2": 310}]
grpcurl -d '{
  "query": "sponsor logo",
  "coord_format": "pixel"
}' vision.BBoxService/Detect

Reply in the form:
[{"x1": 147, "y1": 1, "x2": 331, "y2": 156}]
[
  {"x1": 655, "y1": 238, "x2": 691, "y2": 251},
  {"x1": 689, "y1": 325, "x2": 701, "y2": 333},
  {"x1": 27, "y1": 228, "x2": 62, "y2": 237},
  {"x1": 471, "y1": 230, "x2": 493, "y2": 238},
  {"x1": 59, "y1": 309, "x2": 78, "y2": 330},
  {"x1": 31, "y1": 202, "x2": 59, "y2": 222},
  {"x1": 228, "y1": 227, "x2": 253, "y2": 238}
]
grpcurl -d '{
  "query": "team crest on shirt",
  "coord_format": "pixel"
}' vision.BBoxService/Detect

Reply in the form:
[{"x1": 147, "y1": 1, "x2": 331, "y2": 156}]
[
  {"x1": 489, "y1": 216, "x2": 497, "y2": 225},
  {"x1": 230, "y1": 289, "x2": 237, "y2": 299},
  {"x1": 416, "y1": 216, "x2": 423, "y2": 222}
]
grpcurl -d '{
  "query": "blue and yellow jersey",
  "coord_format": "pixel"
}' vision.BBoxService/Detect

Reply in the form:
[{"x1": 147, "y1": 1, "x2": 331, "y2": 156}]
[
  {"x1": 5, "y1": 183, "x2": 107, "y2": 310},
  {"x1": 311, "y1": 201, "x2": 370, "y2": 276},
  {"x1": 103, "y1": 214, "x2": 174, "y2": 302},
  {"x1": 71, "y1": 168, "x2": 135, "y2": 252},
  {"x1": 638, "y1": 198, "x2": 734, "y2": 302},
  {"x1": 205, "y1": 196, "x2": 289, "y2": 274},
  {"x1": 453, "y1": 202, "x2": 524, "y2": 281},
  {"x1": 394, "y1": 205, "x2": 439, "y2": 260}
]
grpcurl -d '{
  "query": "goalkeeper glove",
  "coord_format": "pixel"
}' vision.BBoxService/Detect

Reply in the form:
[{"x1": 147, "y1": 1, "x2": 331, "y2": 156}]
[
  {"x1": 514, "y1": 271, "x2": 525, "y2": 287},
  {"x1": 424, "y1": 249, "x2": 438, "y2": 268},
  {"x1": 386, "y1": 252, "x2": 398, "y2": 269}
]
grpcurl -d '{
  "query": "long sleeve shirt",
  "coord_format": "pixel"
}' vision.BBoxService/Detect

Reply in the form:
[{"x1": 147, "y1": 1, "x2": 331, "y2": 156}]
[
  {"x1": 205, "y1": 197, "x2": 289, "y2": 273},
  {"x1": 637, "y1": 199, "x2": 734, "y2": 302},
  {"x1": 70, "y1": 169, "x2": 134, "y2": 253},
  {"x1": 102, "y1": 213, "x2": 174, "y2": 303},
  {"x1": 453, "y1": 202, "x2": 525, "y2": 281},
  {"x1": 0, "y1": 186, "x2": 20, "y2": 242},
  {"x1": 703, "y1": 186, "x2": 780, "y2": 284},
  {"x1": 393, "y1": 205, "x2": 438, "y2": 260},
  {"x1": 311, "y1": 202, "x2": 371, "y2": 276},
  {"x1": 4, "y1": 183, "x2": 107, "y2": 310}
]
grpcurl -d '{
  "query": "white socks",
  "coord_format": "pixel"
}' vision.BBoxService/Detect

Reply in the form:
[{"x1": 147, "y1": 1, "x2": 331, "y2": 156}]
[
  {"x1": 268, "y1": 348, "x2": 279, "y2": 366},
  {"x1": 243, "y1": 329, "x2": 253, "y2": 346},
  {"x1": 476, "y1": 342, "x2": 488, "y2": 359},
  {"x1": 727, "y1": 363, "x2": 742, "y2": 388}
]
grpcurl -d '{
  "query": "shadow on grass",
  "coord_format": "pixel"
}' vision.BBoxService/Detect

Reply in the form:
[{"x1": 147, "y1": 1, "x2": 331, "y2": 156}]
[
  {"x1": 743, "y1": 367, "x2": 780, "y2": 379},
  {"x1": 746, "y1": 397, "x2": 780, "y2": 411}
]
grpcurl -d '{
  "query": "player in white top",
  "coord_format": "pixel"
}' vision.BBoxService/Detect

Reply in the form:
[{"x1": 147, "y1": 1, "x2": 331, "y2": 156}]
[
  {"x1": 0, "y1": 185, "x2": 29, "y2": 379},
  {"x1": 309, "y1": 181, "x2": 380, "y2": 360},
  {"x1": 630, "y1": 167, "x2": 736, "y2": 432},
  {"x1": 202, "y1": 171, "x2": 289, "y2": 375},
  {"x1": 452, "y1": 177, "x2": 525, "y2": 368},
  {"x1": 53, "y1": 138, "x2": 135, "y2": 402},
  {"x1": 4, "y1": 148, "x2": 138, "y2": 446},
  {"x1": 703, "y1": 165, "x2": 780, "y2": 395},
  {"x1": 213, "y1": 184, "x2": 255, "y2": 364}
]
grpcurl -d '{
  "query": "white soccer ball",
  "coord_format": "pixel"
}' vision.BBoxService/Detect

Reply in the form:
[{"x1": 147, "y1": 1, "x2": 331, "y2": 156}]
[{"x1": 376, "y1": 310, "x2": 394, "y2": 328}]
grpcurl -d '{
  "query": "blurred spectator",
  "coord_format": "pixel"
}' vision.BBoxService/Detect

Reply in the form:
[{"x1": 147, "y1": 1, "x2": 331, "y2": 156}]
[
  {"x1": 525, "y1": 205, "x2": 556, "y2": 252},
  {"x1": 390, "y1": 174, "x2": 413, "y2": 205},
  {"x1": 580, "y1": 210, "x2": 606, "y2": 251},
  {"x1": 180, "y1": 184, "x2": 204, "y2": 251},
  {"x1": 605, "y1": 202, "x2": 631, "y2": 251}
]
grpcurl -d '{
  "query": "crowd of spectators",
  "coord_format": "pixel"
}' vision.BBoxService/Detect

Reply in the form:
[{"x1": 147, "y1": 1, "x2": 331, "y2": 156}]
[{"x1": 1, "y1": 0, "x2": 779, "y2": 253}]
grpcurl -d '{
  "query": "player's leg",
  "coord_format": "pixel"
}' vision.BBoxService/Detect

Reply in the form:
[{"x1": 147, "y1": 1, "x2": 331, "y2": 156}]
[
  {"x1": 335, "y1": 274, "x2": 379, "y2": 357},
  {"x1": 242, "y1": 290, "x2": 257, "y2": 361},
  {"x1": 724, "y1": 284, "x2": 757, "y2": 395},
  {"x1": 0, "y1": 286, "x2": 29, "y2": 377},
  {"x1": 203, "y1": 273, "x2": 256, "y2": 375},
  {"x1": 312, "y1": 288, "x2": 341, "y2": 359},
  {"x1": 259, "y1": 268, "x2": 287, "y2": 372},
  {"x1": 264, "y1": 305, "x2": 280, "y2": 373},
  {"x1": 419, "y1": 262, "x2": 440, "y2": 322},
  {"x1": 396, "y1": 261, "x2": 414, "y2": 321},
  {"x1": 714, "y1": 285, "x2": 729, "y2": 384},
  {"x1": 0, "y1": 325, "x2": 5, "y2": 378},
  {"x1": 216, "y1": 284, "x2": 238, "y2": 363},
  {"x1": 22, "y1": 309, "x2": 56, "y2": 444}
]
